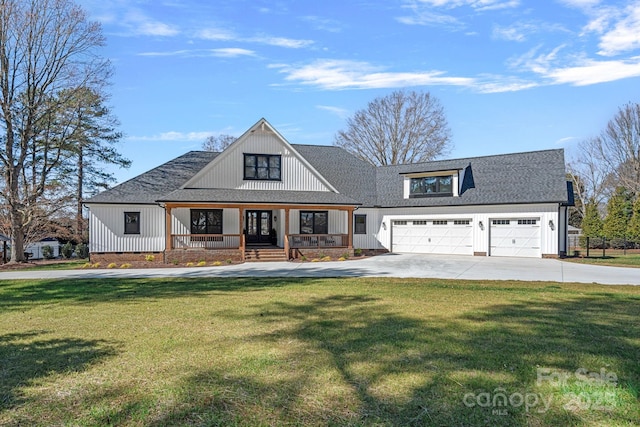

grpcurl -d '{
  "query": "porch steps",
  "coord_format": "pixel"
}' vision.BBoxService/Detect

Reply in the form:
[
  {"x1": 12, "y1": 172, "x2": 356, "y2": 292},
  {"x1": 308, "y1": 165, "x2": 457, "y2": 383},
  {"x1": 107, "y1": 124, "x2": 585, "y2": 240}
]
[{"x1": 244, "y1": 248, "x2": 288, "y2": 262}]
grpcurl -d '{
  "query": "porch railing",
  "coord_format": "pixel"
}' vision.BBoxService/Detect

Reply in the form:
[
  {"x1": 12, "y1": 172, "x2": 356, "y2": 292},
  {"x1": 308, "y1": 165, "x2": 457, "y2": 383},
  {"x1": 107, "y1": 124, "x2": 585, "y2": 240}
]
[
  {"x1": 288, "y1": 234, "x2": 348, "y2": 248},
  {"x1": 171, "y1": 234, "x2": 240, "y2": 249}
]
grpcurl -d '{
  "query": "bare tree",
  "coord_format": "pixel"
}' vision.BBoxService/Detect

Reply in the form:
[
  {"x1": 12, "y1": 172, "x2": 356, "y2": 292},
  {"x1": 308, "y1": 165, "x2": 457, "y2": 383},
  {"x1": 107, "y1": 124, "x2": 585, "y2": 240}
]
[
  {"x1": 567, "y1": 103, "x2": 640, "y2": 219},
  {"x1": 0, "y1": 0, "x2": 111, "y2": 262},
  {"x1": 567, "y1": 137, "x2": 614, "y2": 219},
  {"x1": 334, "y1": 90, "x2": 452, "y2": 166},
  {"x1": 597, "y1": 102, "x2": 640, "y2": 195},
  {"x1": 202, "y1": 134, "x2": 236, "y2": 152}
]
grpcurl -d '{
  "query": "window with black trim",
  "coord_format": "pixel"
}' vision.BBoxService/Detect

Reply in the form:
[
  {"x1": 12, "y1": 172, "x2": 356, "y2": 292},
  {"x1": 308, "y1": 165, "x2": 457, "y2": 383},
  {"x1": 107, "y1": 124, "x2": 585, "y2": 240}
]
[
  {"x1": 191, "y1": 209, "x2": 223, "y2": 234},
  {"x1": 124, "y1": 212, "x2": 140, "y2": 234},
  {"x1": 410, "y1": 175, "x2": 453, "y2": 197},
  {"x1": 244, "y1": 154, "x2": 281, "y2": 180},
  {"x1": 354, "y1": 214, "x2": 366, "y2": 234},
  {"x1": 300, "y1": 211, "x2": 328, "y2": 234}
]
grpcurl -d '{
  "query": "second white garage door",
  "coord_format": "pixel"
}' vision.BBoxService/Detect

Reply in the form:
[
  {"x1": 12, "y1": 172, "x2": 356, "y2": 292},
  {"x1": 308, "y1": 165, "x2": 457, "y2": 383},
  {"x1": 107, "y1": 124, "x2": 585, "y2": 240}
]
[
  {"x1": 489, "y1": 219, "x2": 541, "y2": 257},
  {"x1": 392, "y1": 219, "x2": 473, "y2": 255}
]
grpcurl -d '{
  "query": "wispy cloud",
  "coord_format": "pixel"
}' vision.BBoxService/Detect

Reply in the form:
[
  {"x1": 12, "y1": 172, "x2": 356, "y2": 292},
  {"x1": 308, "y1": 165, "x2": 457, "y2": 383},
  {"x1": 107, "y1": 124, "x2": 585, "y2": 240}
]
[
  {"x1": 317, "y1": 105, "x2": 350, "y2": 119},
  {"x1": 271, "y1": 59, "x2": 476, "y2": 90},
  {"x1": 512, "y1": 46, "x2": 640, "y2": 85},
  {"x1": 544, "y1": 57, "x2": 640, "y2": 85},
  {"x1": 194, "y1": 28, "x2": 314, "y2": 49},
  {"x1": 597, "y1": 2, "x2": 640, "y2": 56},
  {"x1": 116, "y1": 8, "x2": 180, "y2": 37},
  {"x1": 195, "y1": 27, "x2": 236, "y2": 41},
  {"x1": 408, "y1": 0, "x2": 520, "y2": 9},
  {"x1": 301, "y1": 16, "x2": 344, "y2": 33},
  {"x1": 397, "y1": 0, "x2": 520, "y2": 27},
  {"x1": 128, "y1": 131, "x2": 214, "y2": 142},
  {"x1": 493, "y1": 21, "x2": 568, "y2": 42},
  {"x1": 138, "y1": 48, "x2": 256, "y2": 58},
  {"x1": 249, "y1": 35, "x2": 314, "y2": 49}
]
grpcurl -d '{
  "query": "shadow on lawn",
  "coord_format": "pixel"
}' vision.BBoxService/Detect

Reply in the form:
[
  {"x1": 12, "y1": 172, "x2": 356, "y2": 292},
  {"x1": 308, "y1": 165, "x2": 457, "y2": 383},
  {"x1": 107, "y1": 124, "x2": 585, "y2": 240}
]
[
  {"x1": 0, "y1": 277, "x2": 323, "y2": 312},
  {"x1": 149, "y1": 292, "x2": 639, "y2": 426},
  {"x1": 0, "y1": 331, "x2": 118, "y2": 412}
]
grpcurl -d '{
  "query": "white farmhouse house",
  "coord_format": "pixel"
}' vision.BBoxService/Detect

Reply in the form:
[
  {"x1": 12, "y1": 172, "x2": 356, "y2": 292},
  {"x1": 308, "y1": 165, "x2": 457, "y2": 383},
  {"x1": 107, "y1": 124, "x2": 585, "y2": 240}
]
[{"x1": 84, "y1": 118, "x2": 573, "y2": 264}]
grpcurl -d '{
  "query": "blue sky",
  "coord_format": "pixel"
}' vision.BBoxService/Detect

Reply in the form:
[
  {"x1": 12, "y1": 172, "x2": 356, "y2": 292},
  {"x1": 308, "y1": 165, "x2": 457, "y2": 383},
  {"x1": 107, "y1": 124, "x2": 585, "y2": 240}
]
[{"x1": 83, "y1": 0, "x2": 640, "y2": 184}]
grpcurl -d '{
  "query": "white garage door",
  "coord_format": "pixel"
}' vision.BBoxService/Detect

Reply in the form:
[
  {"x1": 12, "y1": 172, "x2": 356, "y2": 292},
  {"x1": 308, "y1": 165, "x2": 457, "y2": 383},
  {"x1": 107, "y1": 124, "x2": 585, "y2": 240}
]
[
  {"x1": 392, "y1": 219, "x2": 473, "y2": 255},
  {"x1": 490, "y1": 219, "x2": 541, "y2": 257}
]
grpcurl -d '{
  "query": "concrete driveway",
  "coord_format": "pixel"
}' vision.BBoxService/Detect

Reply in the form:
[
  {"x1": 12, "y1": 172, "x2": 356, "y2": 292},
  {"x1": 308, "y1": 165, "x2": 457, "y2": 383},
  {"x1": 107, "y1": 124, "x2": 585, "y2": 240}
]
[{"x1": 0, "y1": 254, "x2": 638, "y2": 285}]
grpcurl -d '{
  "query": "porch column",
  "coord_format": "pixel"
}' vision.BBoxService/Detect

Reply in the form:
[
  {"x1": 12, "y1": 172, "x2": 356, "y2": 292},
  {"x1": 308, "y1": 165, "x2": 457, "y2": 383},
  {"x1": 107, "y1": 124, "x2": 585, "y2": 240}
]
[
  {"x1": 347, "y1": 207, "x2": 354, "y2": 249},
  {"x1": 239, "y1": 207, "x2": 245, "y2": 260},
  {"x1": 284, "y1": 207, "x2": 290, "y2": 257},
  {"x1": 165, "y1": 206, "x2": 172, "y2": 251}
]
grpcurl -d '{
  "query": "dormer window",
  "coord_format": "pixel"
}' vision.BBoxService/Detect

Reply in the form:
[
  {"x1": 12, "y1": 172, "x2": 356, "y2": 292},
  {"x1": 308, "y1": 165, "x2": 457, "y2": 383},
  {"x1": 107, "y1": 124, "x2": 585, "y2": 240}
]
[
  {"x1": 410, "y1": 175, "x2": 453, "y2": 197},
  {"x1": 244, "y1": 154, "x2": 281, "y2": 181}
]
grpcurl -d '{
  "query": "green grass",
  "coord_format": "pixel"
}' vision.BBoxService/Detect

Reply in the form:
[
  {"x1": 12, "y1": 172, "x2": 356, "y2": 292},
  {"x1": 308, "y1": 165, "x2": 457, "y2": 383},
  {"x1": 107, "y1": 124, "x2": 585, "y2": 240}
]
[
  {"x1": 0, "y1": 277, "x2": 638, "y2": 426},
  {"x1": 564, "y1": 254, "x2": 640, "y2": 268},
  {"x1": 0, "y1": 259, "x2": 88, "y2": 271}
]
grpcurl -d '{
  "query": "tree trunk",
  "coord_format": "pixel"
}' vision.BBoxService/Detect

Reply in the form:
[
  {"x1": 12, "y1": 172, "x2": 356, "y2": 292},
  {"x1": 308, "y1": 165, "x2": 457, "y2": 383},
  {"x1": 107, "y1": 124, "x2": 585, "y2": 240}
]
[
  {"x1": 9, "y1": 205, "x2": 26, "y2": 263},
  {"x1": 76, "y1": 147, "x2": 84, "y2": 240}
]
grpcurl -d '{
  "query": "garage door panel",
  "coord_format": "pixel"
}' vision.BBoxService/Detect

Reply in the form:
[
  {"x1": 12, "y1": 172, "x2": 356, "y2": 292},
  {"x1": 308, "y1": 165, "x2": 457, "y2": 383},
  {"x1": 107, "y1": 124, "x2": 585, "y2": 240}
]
[
  {"x1": 392, "y1": 220, "x2": 473, "y2": 255},
  {"x1": 490, "y1": 219, "x2": 540, "y2": 258}
]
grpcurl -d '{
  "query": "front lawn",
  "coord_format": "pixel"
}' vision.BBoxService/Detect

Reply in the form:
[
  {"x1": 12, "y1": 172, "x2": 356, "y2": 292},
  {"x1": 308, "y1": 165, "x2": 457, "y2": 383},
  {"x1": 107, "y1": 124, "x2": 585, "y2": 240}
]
[
  {"x1": 0, "y1": 278, "x2": 638, "y2": 426},
  {"x1": 564, "y1": 254, "x2": 640, "y2": 268}
]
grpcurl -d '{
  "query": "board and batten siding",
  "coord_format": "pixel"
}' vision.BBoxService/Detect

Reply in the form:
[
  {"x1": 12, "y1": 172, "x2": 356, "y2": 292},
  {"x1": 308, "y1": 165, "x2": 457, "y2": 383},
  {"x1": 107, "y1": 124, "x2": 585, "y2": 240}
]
[
  {"x1": 357, "y1": 203, "x2": 562, "y2": 256},
  {"x1": 187, "y1": 130, "x2": 332, "y2": 192},
  {"x1": 89, "y1": 204, "x2": 166, "y2": 253}
]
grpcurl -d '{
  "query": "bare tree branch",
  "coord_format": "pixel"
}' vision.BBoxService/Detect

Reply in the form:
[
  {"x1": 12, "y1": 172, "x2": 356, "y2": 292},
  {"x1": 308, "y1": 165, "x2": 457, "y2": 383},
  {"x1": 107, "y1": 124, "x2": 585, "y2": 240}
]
[{"x1": 334, "y1": 89, "x2": 452, "y2": 166}]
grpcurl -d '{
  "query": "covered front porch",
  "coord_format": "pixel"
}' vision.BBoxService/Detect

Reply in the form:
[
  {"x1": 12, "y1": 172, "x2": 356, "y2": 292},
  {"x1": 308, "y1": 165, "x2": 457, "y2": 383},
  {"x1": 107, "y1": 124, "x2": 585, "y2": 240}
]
[{"x1": 163, "y1": 203, "x2": 356, "y2": 262}]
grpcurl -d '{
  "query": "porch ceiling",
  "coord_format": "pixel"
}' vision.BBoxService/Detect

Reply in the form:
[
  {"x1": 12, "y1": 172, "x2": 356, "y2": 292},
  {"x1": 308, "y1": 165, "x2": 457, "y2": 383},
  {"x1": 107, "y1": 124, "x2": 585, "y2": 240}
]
[{"x1": 157, "y1": 188, "x2": 361, "y2": 206}]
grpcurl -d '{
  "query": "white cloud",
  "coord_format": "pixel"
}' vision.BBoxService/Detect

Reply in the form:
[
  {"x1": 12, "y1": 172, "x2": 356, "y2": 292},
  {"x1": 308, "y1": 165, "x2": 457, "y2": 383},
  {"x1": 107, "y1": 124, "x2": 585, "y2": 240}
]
[
  {"x1": 211, "y1": 48, "x2": 256, "y2": 57},
  {"x1": 193, "y1": 30, "x2": 313, "y2": 49},
  {"x1": 128, "y1": 131, "x2": 214, "y2": 142},
  {"x1": 411, "y1": 0, "x2": 519, "y2": 8},
  {"x1": 316, "y1": 105, "x2": 350, "y2": 119},
  {"x1": 301, "y1": 16, "x2": 343, "y2": 33},
  {"x1": 272, "y1": 59, "x2": 476, "y2": 90},
  {"x1": 557, "y1": 0, "x2": 601, "y2": 9},
  {"x1": 512, "y1": 46, "x2": 640, "y2": 85},
  {"x1": 251, "y1": 36, "x2": 314, "y2": 49},
  {"x1": 545, "y1": 57, "x2": 640, "y2": 85},
  {"x1": 138, "y1": 48, "x2": 255, "y2": 58},
  {"x1": 597, "y1": 2, "x2": 640, "y2": 56},
  {"x1": 122, "y1": 10, "x2": 179, "y2": 37},
  {"x1": 397, "y1": 0, "x2": 519, "y2": 28},
  {"x1": 196, "y1": 27, "x2": 236, "y2": 41},
  {"x1": 493, "y1": 21, "x2": 568, "y2": 42}
]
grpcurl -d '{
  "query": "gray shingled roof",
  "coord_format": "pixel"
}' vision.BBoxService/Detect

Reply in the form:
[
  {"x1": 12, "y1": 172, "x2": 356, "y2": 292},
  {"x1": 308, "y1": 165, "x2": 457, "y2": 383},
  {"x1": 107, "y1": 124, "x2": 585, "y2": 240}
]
[
  {"x1": 85, "y1": 144, "x2": 570, "y2": 208},
  {"x1": 375, "y1": 149, "x2": 570, "y2": 207},
  {"x1": 292, "y1": 144, "x2": 378, "y2": 206},
  {"x1": 84, "y1": 151, "x2": 220, "y2": 204}
]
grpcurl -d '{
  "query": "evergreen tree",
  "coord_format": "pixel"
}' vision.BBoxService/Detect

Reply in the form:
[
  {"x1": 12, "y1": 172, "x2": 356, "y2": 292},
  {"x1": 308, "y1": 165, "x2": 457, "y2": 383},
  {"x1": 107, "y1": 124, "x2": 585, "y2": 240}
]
[
  {"x1": 628, "y1": 196, "x2": 640, "y2": 243},
  {"x1": 603, "y1": 187, "x2": 633, "y2": 238},
  {"x1": 581, "y1": 200, "x2": 603, "y2": 238}
]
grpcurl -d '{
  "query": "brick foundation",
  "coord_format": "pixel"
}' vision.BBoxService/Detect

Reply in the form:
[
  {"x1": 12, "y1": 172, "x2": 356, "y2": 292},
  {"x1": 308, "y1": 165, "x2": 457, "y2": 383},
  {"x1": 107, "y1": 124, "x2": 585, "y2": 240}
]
[
  {"x1": 474, "y1": 252, "x2": 488, "y2": 256},
  {"x1": 542, "y1": 253, "x2": 560, "y2": 259},
  {"x1": 290, "y1": 247, "x2": 354, "y2": 260},
  {"x1": 165, "y1": 249, "x2": 243, "y2": 264}
]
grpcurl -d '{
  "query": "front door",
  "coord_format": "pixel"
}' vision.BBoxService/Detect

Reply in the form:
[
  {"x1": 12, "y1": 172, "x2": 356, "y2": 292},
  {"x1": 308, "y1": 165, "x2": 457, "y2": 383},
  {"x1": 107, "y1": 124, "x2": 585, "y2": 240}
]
[{"x1": 246, "y1": 210, "x2": 272, "y2": 244}]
